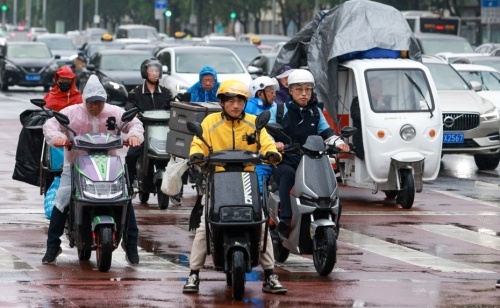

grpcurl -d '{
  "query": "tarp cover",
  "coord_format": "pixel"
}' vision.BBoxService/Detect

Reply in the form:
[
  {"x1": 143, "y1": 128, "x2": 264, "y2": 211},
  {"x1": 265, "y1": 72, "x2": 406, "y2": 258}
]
[{"x1": 271, "y1": 0, "x2": 421, "y2": 120}]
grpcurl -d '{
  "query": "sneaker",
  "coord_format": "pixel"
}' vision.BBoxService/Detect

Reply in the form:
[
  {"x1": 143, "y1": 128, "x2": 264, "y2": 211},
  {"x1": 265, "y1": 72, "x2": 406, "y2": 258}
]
[
  {"x1": 124, "y1": 244, "x2": 139, "y2": 266},
  {"x1": 496, "y1": 279, "x2": 500, "y2": 288},
  {"x1": 170, "y1": 194, "x2": 182, "y2": 206},
  {"x1": 262, "y1": 274, "x2": 287, "y2": 294},
  {"x1": 277, "y1": 218, "x2": 291, "y2": 238},
  {"x1": 42, "y1": 246, "x2": 62, "y2": 264},
  {"x1": 183, "y1": 274, "x2": 199, "y2": 293}
]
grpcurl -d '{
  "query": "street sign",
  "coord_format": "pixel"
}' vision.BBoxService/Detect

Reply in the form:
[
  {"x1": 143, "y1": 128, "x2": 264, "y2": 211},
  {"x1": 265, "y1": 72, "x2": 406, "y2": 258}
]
[
  {"x1": 481, "y1": 0, "x2": 500, "y2": 24},
  {"x1": 155, "y1": 0, "x2": 168, "y2": 20}
]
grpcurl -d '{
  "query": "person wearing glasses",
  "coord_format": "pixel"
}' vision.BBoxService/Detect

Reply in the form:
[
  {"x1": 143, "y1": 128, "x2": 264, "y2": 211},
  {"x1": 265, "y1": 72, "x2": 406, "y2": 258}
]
[{"x1": 268, "y1": 69, "x2": 350, "y2": 237}]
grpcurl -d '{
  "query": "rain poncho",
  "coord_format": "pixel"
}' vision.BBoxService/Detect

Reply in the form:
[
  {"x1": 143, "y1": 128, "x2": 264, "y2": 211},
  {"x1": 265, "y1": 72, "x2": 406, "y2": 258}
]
[
  {"x1": 271, "y1": 0, "x2": 421, "y2": 119},
  {"x1": 43, "y1": 65, "x2": 82, "y2": 111},
  {"x1": 187, "y1": 66, "x2": 220, "y2": 102}
]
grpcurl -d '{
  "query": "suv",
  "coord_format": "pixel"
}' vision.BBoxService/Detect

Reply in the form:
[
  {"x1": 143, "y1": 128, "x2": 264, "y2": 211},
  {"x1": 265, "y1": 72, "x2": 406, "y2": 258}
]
[
  {"x1": 422, "y1": 55, "x2": 500, "y2": 170},
  {"x1": 115, "y1": 24, "x2": 158, "y2": 41}
]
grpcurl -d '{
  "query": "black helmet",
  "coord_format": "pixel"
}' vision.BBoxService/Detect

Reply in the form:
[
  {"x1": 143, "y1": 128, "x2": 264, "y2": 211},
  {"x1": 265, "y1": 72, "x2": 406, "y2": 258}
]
[{"x1": 140, "y1": 58, "x2": 162, "y2": 79}]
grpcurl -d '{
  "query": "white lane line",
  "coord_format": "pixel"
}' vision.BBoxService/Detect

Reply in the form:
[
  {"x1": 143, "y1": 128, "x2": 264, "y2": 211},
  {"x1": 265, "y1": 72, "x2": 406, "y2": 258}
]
[
  {"x1": 474, "y1": 181, "x2": 500, "y2": 189},
  {"x1": 415, "y1": 224, "x2": 500, "y2": 251},
  {"x1": 338, "y1": 229, "x2": 493, "y2": 273},
  {"x1": 343, "y1": 211, "x2": 499, "y2": 216},
  {"x1": 0, "y1": 246, "x2": 36, "y2": 272},
  {"x1": 433, "y1": 189, "x2": 500, "y2": 208},
  {"x1": 276, "y1": 253, "x2": 345, "y2": 273}
]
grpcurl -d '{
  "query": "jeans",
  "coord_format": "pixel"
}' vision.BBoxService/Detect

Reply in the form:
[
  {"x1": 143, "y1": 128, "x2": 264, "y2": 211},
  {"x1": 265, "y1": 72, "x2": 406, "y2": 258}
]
[
  {"x1": 125, "y1": 145, "x2": 144, "y2": 182},
  {"x1": 272, "y1": 162, "x2": 297, "y2": 219}
]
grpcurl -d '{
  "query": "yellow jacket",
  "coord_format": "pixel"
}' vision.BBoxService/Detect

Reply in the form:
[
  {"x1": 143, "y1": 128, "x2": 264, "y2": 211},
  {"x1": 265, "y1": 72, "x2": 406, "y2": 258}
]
[{"x1": 189, "y1": 112, "x2": 280, "y2": 170}]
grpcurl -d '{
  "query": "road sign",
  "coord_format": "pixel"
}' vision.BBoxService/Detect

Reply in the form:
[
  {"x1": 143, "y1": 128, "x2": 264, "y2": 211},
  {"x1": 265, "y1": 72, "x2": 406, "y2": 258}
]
[
  {"x1": 481, "y1": 0, "x2": 500, "y2": 24},
  {"x1": 155, "y1": 0, "x2": 168, "y2": 20}
]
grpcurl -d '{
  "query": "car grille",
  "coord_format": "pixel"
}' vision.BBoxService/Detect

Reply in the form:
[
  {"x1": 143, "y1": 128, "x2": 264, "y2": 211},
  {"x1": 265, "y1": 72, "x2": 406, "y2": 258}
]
[
  {"x1": 442, "y1": 113, "x2": 480, "y2": 131},
  {"x1": 22, "y1": 66, "x2": 44, "y2": 74}
]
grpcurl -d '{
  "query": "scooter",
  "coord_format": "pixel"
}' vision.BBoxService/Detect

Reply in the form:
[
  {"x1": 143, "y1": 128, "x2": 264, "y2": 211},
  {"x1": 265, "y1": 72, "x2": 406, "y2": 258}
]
[
  {"x1": 186, "y1": 111, "x2": 271, "y2": 300},
  {"x1": 265, "y1": 124, "x2": 357, "y2": 276},
  {"x1": 46, "y1": 105, "x2": 138, "y2": 272},
  {"x1": 135, "y1": 110, "x2": 171, "y2": 209}
]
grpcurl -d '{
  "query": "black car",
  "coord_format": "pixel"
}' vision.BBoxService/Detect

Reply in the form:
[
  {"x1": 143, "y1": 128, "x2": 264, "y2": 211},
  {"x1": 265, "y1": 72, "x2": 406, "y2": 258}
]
[
  {"x1": 78, "y1": 49, "x2": 151, "y2": 106},
  {"x1": 0, "y1": 41, "x2": 59, "y2": 91},
  {"x1": 247, "y1": 52, "x2": 278, "y2": 79}
]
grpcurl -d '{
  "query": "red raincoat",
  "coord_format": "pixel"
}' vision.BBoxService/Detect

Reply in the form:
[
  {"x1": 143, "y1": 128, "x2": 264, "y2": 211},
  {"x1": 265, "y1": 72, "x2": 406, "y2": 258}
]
[{"x1": 43, "y1": 65, "x2": 83, "y2": 111}]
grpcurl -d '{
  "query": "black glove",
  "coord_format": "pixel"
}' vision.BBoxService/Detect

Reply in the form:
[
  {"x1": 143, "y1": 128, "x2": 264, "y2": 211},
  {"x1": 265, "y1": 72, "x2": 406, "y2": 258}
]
[
  {"x1": 189, "y1": 153, "x2": 204, "y2": 163},
  {"x1": 264, "y1": 151, "x2": 281, "y2": 163}
]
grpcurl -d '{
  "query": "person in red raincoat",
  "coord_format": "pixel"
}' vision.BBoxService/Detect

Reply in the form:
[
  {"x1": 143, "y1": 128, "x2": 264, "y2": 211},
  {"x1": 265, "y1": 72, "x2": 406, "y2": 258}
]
[{"x1": 43, "y1": 65, "x2": 82, "y2": 111}]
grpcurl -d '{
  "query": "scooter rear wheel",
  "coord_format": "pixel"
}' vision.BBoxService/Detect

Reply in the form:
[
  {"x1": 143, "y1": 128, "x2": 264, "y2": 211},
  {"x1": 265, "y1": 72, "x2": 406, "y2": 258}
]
[
  {"x1": 96, "y1": 226, "x2": 113, "y2": 272},
  {"x1": 139, "y1": 192, "x2": 149, "y2": 203},
  {"x1": 78, "y1": 248, "x2": 91, "y2": 261},
  {"x1": 312, "y1": 227, "x2": 337, "y2": 276},
  {"x1": 272, "y1": 233, "x2": 290, "y2": 263},
  {"x1": 231, "y1": 250, "x2": 246, "y2": 300}
]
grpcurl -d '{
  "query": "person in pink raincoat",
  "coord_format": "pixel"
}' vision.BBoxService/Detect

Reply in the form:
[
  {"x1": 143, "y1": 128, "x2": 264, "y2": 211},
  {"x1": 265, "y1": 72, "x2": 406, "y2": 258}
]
[{"x1": 41, "y1": 75, "x2": 144, "y2": 266}]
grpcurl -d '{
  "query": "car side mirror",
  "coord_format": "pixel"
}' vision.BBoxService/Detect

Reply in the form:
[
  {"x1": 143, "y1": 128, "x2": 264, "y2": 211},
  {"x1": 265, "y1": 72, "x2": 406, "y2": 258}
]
[
  {"x1": 469, "y1": 80, "x2": 482, "y2": 92},
  {"x1": 162, "y1": 65, "x2": 170, "y2": 75}
]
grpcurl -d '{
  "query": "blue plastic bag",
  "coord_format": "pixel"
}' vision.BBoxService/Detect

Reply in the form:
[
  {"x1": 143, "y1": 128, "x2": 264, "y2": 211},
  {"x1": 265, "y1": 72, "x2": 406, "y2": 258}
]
[{"x1": 44, "y1": 176, "x2": 60, "y2": 219}]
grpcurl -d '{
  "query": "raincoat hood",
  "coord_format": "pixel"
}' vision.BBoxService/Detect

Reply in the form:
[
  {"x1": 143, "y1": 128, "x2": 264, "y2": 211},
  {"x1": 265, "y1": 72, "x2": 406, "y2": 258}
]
[
  {"x1": 199, "y1": 65, "x2": 218, "y2": 83},
  {"x1": 43, "y1": 65, "x2": 82, "y2": 111},
  {"x1": 83, "y1": 74, "x2": 107, "y2": 103}
]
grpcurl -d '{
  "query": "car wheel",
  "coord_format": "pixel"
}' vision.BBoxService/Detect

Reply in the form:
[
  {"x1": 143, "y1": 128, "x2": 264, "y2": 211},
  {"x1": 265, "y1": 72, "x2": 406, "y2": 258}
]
[
  {"x1": 1, "y1": 77, "x2": 8, "y2": 91},
  {"x1": 474, "y1": 153, "x2": 500, "y2": 170}
]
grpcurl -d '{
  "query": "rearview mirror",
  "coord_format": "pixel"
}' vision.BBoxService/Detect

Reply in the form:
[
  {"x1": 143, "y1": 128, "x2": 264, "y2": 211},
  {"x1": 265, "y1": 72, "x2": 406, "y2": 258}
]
[
  {"x1": 53, "y1": 111, "x2": 70, "y2": 126},
  {"x1": 187, "y1": 121, "x2": 203, "y2": 138},
  {"x1": 30, "y1": 98, "x2": 46, "y2": 108},
  {"x1": 469, "y1": 80, "x2": 482, "y2": 92},
  {"x1": 255, "y1": 110, "x2": 270, "y2": 131},
  {"x1": 121, "y1": 107, "x2": 139, "y2": 122},
  {"x1": 340, "y1": 126, "x2": 358, "y2": 138}
]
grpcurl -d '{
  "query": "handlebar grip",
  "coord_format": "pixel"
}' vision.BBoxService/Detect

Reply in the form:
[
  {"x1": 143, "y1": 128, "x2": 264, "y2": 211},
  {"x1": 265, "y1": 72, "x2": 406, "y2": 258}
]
[{"x1": 55, "y1": 142, "x2": 71, "y2": 148}]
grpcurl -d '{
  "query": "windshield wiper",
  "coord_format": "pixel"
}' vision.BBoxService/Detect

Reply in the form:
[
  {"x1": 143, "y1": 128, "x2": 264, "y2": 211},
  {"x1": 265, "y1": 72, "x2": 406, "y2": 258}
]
[{"x1": 405, "y1": 73, "x2": 433, "y2": 118}]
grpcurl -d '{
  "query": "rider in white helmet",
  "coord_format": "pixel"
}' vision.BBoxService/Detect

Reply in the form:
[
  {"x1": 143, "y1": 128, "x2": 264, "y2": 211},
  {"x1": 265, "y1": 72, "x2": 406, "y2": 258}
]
[
  {"x1": 245, "y1": 76, "x2": 280, "y2": 193},
  {"x1": 268, "y1": 69, "x2": 350, "y2": 237}
]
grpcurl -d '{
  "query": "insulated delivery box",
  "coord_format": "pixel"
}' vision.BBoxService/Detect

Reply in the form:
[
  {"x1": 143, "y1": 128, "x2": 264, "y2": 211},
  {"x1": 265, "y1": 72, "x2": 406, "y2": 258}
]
[{"x1": 166, "y1": 101, "x2": 222, "y2": 158}]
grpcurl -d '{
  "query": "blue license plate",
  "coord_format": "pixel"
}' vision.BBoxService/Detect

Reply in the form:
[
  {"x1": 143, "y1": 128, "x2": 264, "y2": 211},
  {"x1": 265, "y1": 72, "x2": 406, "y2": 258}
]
[
  {"x1": 25, "y1": 74, "x2": 41, "y2": 81},
  {"x1": 443, "y1": 132, "x2": 464, "y2": 143}
]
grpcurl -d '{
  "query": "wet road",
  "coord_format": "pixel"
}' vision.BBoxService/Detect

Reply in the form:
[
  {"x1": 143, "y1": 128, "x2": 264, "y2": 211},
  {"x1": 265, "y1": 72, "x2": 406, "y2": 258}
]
[{"x1": 1, "y1": 89, "x2": 499, "y2": 307}]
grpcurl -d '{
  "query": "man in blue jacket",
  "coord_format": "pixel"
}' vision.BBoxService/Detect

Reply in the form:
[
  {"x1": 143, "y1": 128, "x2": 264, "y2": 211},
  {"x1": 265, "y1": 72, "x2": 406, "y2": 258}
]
[{"x1": 187, "y1": 66, "x2": 220, "y2": 102}]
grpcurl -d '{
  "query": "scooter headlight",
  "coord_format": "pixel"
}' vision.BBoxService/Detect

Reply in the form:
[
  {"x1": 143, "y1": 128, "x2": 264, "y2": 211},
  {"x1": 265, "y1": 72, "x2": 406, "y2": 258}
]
[
  {"x1": 80, "y1": 174, "x2": 124, "y2": 199},
  {"x1": 220, "y1": 206, "x2": 253, "y2": 222},
  {"x1": 400, "y1": 124, "x2": 416, "y2": 141},
  {"x1": 149, "y1": 136, "x2": 167, "y2": 153}
]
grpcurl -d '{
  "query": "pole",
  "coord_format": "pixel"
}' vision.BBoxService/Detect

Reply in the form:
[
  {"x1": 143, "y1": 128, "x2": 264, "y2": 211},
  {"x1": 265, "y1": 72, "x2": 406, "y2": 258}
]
[
  {"x1": 79, "y1": 0, "x2": 83, "y2": 31},
  {"x1": 94, "y1": 0, "x2": 99, "y2": 27},
  {"x1": 166, "y1": 16, "x2": 170, "y2": 36},
  {"x1": 42, "y1": 0, "x2": 46, "y2": 27},
  {"x1": 13, "y1": 0, "x2": 17, "y2": 25},
  {"x1": 25, "y1": 0, "x2": 31, "y2": 27},
  {"x1": 271, "y1": 0, "x2": 276, "y2": 35}
]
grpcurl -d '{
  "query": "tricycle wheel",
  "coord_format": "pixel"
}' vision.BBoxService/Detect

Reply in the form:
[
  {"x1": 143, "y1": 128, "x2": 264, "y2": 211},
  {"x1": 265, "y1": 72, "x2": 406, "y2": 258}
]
[
  {"x1": 96, "y1": 225, "x2": 113, "y2": 272},
  {"x1": 312, "y1": 227, "x2": 337, "y2": 276},
  {"x1": 231, "y1": 250, "x2": 246, "y2": 300},
  {"x1": 156, "y1": 181, "x2": 169, "y2": 210},
  {"x1": 139, "y1": 192, "x2": 149, "y2": 203},
  {"x1": 78, "y1": 248, "x2": 91, "y2": 261},
  {"x1": 226, "y1": 271, "x2": 232, "y2": 285},
  {"x1": 397, "y1": 169, "x2": 415, "y2": 209}
]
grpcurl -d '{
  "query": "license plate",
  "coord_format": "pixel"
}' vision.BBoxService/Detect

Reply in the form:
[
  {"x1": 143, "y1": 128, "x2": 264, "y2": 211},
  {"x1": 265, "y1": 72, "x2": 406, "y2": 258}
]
[
  {"x1": 25, "y1": 74, "x2": 41, "y2": 81},
  {"x1": 443, "y1": 132, "x2": 464, "y2": 143}
]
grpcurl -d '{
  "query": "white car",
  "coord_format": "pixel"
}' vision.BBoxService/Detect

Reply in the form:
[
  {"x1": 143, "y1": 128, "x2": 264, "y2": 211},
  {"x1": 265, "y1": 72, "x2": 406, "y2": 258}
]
[
  {"x1": 156, "y1": 46, "x2": 252, "y2": 96},
  {"x1": 451, "y1": 63, "x2": 500, "y2": 110}
]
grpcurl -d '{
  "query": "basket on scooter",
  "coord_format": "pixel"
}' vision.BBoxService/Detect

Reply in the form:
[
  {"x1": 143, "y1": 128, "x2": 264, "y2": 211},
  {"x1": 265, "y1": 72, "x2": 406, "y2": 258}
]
[{"x1": 208, "y1": 171, "x2": 263, "y2": 270}]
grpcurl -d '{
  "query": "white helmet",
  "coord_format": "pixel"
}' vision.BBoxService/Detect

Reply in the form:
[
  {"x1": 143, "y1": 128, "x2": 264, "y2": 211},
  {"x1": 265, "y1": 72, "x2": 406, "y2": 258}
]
[
  {"x1": 287, "y1": 69, "x2": 315, "y2": 87},
  {"x1": 249, "y1": 76, "x2": 279, "y2": 98}
]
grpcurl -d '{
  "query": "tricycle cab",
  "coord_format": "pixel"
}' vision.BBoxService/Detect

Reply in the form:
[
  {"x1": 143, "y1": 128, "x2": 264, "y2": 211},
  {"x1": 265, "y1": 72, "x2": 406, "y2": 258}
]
[{"x1": 337, "y1": 59, "x2": 443, "y2": 205}]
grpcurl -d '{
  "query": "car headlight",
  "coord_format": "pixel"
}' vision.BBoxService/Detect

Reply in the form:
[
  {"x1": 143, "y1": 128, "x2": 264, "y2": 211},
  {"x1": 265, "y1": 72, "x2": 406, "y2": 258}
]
[
  {"x1": 481, "y1": 107, "x2": 500, "y2": 121},
  {"x1": 80, "y1": 174, "x2": 124, "y2": 199},
  {"x1": 150, "y1": 136, "x2": 167, "y2": 153},
  {"x1": 400, "y1": 124, "x2": 416, "y2": 141},
  {"x1": 220, "y1": 206, "x2": 253, "y2": 222},
  {"x1": 49, "y1": 62, "x2": 59, "y2": 71},
  {"x1": 5, "y1": 62, "x2": 19, "y2": 71}
]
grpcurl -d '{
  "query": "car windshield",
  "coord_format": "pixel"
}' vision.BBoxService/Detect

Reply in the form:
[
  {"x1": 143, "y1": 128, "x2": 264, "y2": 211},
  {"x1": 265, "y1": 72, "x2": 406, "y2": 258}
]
[
  {"x1": 176, "y1": 52, "x2": 245, "y2": 74},
  {"x1": 88, "y1": 43, "x2": 126, "y2": 57},
  {"x1": 230, "y1": 45, "x2": 260, "y2": 65},
  {"x1": 365, "y1": 69, "x2": 435, "y2": 112},
  {"x1": 128, "y1": 29, "x2": 158, "y2": 40},
  {"x1": 7, "y1": 44, "x2": 52, "y2": 58},
  {"x1": 472, "y1": 59, "x2": 500, "y2": 72},
  {"x1": 458, "y1": 70, "x2": 500, "y2": 91},
  {"x1": 100, "y1": 54, "x2": 146, "y2": 71},
  {"x1": 424, "y1": 63, "x2": 470, "y2": 90},
  {"x1": 37, "y1": 38, "x2": 76, "y2": 50},
  {"x1": 418, "y1": 38, "x2": 474, "y2": 55}
]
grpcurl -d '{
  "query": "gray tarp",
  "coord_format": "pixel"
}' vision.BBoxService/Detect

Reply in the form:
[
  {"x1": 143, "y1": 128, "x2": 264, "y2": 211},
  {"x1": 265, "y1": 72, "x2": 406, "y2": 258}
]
[{"x1": 271, "y1": 0, "x2": 421, "y2": 120}]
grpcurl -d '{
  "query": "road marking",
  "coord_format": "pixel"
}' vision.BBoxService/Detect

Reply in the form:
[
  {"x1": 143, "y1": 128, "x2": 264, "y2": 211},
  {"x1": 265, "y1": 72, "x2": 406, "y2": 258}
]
[
  {"x1": 433, "y1": 189, "x2": 500, "y2": 208},
  {"x1": 414, "y1": 224, "x2": 500, "y2": 251},
  {"x1": 474, "y1": 180, "x2": 500, "y2": 189},
  {"x1": 0, "y1": 246, "x2": 35, "y2": 272},
  {"x1": 338, "y1": 229, "x2": 494, "y2": 273},
  {"x1": 276, "y1": 253, "x2": 345, "y2": 272}
]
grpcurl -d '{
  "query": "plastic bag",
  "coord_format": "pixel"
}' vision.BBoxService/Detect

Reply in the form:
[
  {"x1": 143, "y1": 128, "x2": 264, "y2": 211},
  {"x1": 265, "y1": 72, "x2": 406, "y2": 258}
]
[
  {"x1": 44, "y1": 176, "x2": 60, "y2": 219},
  {"x1": 161, "y1": 157, "x2": 189, "y2": 196}
]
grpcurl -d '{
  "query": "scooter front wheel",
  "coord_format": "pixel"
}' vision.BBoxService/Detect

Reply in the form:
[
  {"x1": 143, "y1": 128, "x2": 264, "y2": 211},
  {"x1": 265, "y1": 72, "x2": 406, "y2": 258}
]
[
  {"x1": 231, "y1": 250, "x2": 246, "y2": 300},
  {"x1": 156, "y1": 182, "x2": 169, "y2": 210},
  {"x1": 78, "y1": 248, "x2": 91, "y2": 261},
  {"x1": 96, "y1": 226, "x2": 113, "y2": 272},
  {"x1": 312, "y1": 227, "x2": 337, "y2": 276}
]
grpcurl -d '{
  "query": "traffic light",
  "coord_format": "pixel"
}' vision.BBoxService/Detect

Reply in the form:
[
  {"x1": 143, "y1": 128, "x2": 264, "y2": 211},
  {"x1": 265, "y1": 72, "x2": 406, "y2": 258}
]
[
  {"x1": 1, "y1": 4, "x2": 8, "y2": 12},
  {"x1": 230, "y1": 12, "x2": 236, "y2": 19},
  {"x1": 165, "y1": 10, "x2": 172, "y2": 17}
]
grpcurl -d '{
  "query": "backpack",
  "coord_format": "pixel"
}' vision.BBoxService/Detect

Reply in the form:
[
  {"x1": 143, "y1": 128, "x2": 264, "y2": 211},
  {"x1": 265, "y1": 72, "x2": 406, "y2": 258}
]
[{"x1": 276, "y1": 103, "x2": 321, "y2": 126}]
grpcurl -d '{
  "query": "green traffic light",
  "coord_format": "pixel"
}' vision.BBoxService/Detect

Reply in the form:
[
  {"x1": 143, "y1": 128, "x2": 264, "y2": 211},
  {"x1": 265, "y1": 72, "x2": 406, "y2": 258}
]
[
  {"x1": 165, "y1": 10, "x2": 172, "y2": 17},
  {"x1": 230, "y1": 12, "x2": 236, "y2": 19},
  {"x1": 1, "y1": 4, "x2": 8, "y2": 12}
]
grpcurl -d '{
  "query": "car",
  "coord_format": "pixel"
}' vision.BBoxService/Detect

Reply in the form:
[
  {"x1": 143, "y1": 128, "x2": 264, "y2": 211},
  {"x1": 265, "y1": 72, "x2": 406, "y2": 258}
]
[
  {"x1": 33, "y1": 33, "x2": 78, "y2": 67},
  {"x1": 475, "y1": 43, "x2": 500, "y2": 54},
  {"x1": 115, "y1": 24, "x2": 158, "y2": 41},
  {"x1": 247, "y1": 52, "x2": 278, "y2": 78},
  {"x1": 236, "y1": 34, "x2": 290, "y2": 47},
  {"x1": 29, "y1": 27, "x2": 49, "y2": 38},
  {"x1": 421, "y1": 55, "x2": 500, "y2": 170},
  {"x1": 0, "y1": 41, "x2": 59, "y2": 91},
  {"x1": 156, "y1": 46, "x2": 252, "y2": 96},
  {"x1": 413, "y1": 33, "x2": 474, "y2": 55},
  {"x1": 4, "y1": 25, "x2": 32, "y2": 42},
  {"x1": 451, "y1": 55, "x2": 500, "y2": 72},
  {"x1": 451, "y1": 63, "x2": 500, "y2": 110},
  {"x1": 195, "y1": 40, "x2": 260, "y2": 66},
  {"x1": 435, "y1": 52, "x2": 489, "y2": 63},
  {"x1": 78, "y1": 49, "x2": 152, "y2": 106},
  {"x1": 77, "y1": 40, "x2": 127, "y2": 60}
]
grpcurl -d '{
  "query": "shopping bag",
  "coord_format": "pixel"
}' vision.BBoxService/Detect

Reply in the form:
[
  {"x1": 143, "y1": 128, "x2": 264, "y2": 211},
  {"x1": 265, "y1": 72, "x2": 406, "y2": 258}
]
[
  {"x1": 161, "y1": 157, "x2": 189, "y2": 196},
  {"x1": 44, "y1": 176, "x2": 60, "y2": 219}
]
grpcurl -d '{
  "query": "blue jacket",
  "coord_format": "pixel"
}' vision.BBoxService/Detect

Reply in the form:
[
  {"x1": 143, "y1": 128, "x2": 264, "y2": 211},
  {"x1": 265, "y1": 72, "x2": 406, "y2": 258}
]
[
  {"x1": 244, "y1": 97, "x2": 275, "y2": 115},
  {"x1": 188, "y1": 66, "x2": 220, "y2": 102}
]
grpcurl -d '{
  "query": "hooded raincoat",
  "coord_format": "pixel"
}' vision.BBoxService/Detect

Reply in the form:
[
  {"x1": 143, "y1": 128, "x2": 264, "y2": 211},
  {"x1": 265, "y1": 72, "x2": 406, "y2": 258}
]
[
  {"x1": 43, "y1": 65, "x2": 82, "y2": 111},
  {"x1": 187, "y1": 66, "x2": 220, "y2": 102}
]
